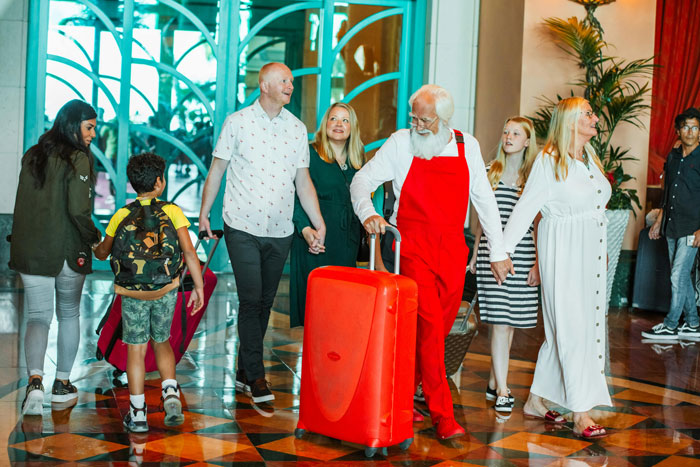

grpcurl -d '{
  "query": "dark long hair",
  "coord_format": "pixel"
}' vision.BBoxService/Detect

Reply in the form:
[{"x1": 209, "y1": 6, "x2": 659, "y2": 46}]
[{"x1": 25, "y1": 99, "x2": 97, "y2": 188}]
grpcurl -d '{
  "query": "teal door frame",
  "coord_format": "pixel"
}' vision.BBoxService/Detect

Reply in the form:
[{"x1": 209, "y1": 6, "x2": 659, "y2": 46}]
[{"x1": 24, "y1": 0, "x2": 427, "y2": 271}]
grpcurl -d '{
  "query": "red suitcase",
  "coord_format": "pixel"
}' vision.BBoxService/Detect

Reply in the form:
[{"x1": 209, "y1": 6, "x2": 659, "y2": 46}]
[
  {"x1": 295, "y1": 226, "x2": 418, "y2": 457},
  {"x1": 95, "y1": 231, "x2": 223, "y2": 374}
]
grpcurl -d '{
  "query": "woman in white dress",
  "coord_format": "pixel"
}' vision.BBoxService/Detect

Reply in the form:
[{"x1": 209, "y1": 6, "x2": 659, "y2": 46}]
[{"x1": 502, "y1": 97, "x2": 612, "y2": 439}]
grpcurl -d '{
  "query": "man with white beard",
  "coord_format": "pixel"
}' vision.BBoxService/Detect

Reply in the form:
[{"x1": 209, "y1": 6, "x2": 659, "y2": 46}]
[{"x1": 350, "y1": 84, "x2": 513, "y2": 439}]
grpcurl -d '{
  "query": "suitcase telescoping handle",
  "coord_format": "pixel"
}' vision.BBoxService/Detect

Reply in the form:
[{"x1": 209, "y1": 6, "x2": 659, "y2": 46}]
[
  {"x1": 369, "y1": 224, "x2": 401, "y2": 273},
  {"x1": 185, "y1": 229, "x2": 224, "y2": 277}
]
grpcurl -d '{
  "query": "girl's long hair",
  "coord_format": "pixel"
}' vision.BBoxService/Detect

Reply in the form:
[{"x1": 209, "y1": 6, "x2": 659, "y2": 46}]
[
  {"x1": 312, "y1": 102, "x2": 364, "y2": 169},
  {"x1": 24, "y1": 99, "x2": 97, "y2": 188},
  {"x1": 542, "y1": 96, "x2": 604, "y2": 180},
  {"x1": 487, "y1": 116, "x2": 539, "y2": 193}
]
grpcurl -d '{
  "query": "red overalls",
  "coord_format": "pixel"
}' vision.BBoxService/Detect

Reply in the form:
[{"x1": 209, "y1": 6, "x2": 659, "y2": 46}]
[{"x1": 396, "y1": 130, "x2": 470, "y2": 424}]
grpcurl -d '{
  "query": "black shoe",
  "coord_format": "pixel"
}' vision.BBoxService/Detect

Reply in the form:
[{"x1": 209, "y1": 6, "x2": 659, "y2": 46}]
[
  {"x1": 51, "y1": 379, "x2": 78, "y2": 405},
  {"x1": 235, "y1": 370, "x2": 250, "y2": 393},
  {"x1": 678, "y1": 323, "x2": 700, "y2": 339},
  {"x1": 486, "y1": 386, "x2": 514, "y2": 403},
  {"x1": 250, "y1": 378, "x2": 274, "y2": 403},
  {"x1": 21, "y1": 377, "x2": 45, "y2": 416},
  {"x1": 123, "y1": 403, "x2": 148, "y2": 433},
  {"x1": 641, "y1": 323, "x2": 678, "y2": 340},
  {"x1": 414, "y1": 384, "x2": 425, "y2": 402},
  {"x1": 494, "y1": 395, "x2": 514, "y2": 413}
]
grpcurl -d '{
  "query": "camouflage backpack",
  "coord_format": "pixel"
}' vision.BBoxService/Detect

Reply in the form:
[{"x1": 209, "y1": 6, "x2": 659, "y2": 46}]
[{"x1": 110, "y1": 199, "x2": 183, "y2": 291}]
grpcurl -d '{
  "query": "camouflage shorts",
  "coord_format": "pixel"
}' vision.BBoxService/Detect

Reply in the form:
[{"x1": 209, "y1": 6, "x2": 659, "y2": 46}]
[{"x1": 121, "y1": 289, "x2": 178, "y2": 345}]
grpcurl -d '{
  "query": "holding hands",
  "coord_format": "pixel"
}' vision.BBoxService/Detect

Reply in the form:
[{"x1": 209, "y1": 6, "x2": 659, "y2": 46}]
[{"x1": 302, "y1": 226, "x2": 326, "y2": 255}]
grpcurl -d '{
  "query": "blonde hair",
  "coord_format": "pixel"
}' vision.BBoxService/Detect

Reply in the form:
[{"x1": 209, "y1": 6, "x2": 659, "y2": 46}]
[
  {"x1": 542, "y1": 96, "x2": 604, "y2": 180},
  {"x1": 487, "y1": 116, "x2": 539, "y2": 193},
  {"x1": 312, "y1": 103, "x2": 364, "y2": 169}
]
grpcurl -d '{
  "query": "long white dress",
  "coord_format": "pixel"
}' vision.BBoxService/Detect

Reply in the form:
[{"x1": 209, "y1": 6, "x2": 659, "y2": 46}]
[{"x1": 502, "y1": 151, "x2": 613, "y2": 412}]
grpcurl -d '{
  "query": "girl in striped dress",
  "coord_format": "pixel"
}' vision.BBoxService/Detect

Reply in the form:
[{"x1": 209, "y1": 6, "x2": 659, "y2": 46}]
[{"x1": 468, "y1": 116, "x2": 541, "y2": 413}]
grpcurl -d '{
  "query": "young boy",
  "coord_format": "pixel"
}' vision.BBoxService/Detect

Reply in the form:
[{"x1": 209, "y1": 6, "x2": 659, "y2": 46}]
[{"x1": 94, "y1": 153, "x2": 204, "y2": 432}]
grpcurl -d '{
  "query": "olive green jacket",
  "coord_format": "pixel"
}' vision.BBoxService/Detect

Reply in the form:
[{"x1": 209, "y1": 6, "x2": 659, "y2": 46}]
[{"x1": 9, "y1": 149, "x2": 101, "y2": 275}]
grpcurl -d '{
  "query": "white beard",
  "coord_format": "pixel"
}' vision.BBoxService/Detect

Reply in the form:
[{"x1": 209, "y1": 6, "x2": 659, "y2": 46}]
[{"x1": 410, "y1": 121, "x2": 451, "y2": 159}]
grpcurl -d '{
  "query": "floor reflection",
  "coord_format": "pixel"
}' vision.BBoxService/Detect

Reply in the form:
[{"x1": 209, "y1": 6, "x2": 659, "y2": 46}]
[{"x1": 1, "y1": 271, "x2": 699, "y2": 465}]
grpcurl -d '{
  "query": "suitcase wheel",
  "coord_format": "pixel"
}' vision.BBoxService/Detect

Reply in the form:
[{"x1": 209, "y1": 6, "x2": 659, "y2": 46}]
[
  {"x1": 379, "y1": 447, "x2": 388, "y2": 457},
  {"x1": 364, "y1": 447, "x2": 378, "y2": 458},
  {"x1": 398, "y1": 437, "x2": 413, "y2": 451},
  {"x1": 113, "y1": 369, "x2": 124, "y2": 378},
  {"x1": 95, "y1": 348, "x2": 103, "y2": 361},
  {"x1": 294, "y1": 428, "x2": 306, "y2": 439}
]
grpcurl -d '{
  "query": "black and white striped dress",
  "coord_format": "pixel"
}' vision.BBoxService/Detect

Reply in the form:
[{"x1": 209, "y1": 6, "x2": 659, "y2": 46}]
[{"x1": 475, "y1": 182, "x2": 539, "y2": 328}]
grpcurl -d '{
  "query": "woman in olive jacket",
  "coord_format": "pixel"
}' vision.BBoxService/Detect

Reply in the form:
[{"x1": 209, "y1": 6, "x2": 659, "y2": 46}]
[{"x1": 10, "y1": 99, "x2": 101, "y2": 416}]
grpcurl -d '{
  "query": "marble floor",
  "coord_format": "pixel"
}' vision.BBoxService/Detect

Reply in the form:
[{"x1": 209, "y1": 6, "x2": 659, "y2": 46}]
[{"x1": 1, "y1": 270, "x2": 699, "y2": 466}]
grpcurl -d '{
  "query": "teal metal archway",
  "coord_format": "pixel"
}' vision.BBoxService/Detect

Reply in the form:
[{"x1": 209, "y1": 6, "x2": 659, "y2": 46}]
[{"x1": 25, "y1": 0, "x2": 427, "y2": 270}]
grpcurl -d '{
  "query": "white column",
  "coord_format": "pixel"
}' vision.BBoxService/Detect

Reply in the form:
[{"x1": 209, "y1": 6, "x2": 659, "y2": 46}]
[
  {"x1": 0, "y1": 0, "x2": 28, "y2": 214},
  {"x1": 424, "y1": 0, "x2": 480, "y2": 134}
]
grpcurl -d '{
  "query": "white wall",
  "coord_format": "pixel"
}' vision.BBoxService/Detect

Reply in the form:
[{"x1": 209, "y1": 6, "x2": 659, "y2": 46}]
[
  {"x1": 0, "y1": 0, "x2": 28, "y2": 215},
  {"x1": 425, "y1": 0, "x2": 480, "y2": 134},
  {"x1": 520, "y1": 0, "x2": 656, "y2": 249}
]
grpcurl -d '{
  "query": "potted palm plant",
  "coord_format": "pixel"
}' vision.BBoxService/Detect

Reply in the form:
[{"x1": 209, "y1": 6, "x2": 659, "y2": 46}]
[{"x1": 529, "y1": 12, "x2": 654, "y2": 308}]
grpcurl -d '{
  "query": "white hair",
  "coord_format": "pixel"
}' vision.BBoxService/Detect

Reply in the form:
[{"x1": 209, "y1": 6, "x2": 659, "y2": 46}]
[{"x1": 408, "y1": 84, "x2": 454, "y2": 123}]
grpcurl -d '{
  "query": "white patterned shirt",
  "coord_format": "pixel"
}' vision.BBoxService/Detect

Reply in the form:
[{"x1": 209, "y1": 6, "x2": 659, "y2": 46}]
[{"x1": 212, "y1": 100, "x2": 310, "y2": 237}]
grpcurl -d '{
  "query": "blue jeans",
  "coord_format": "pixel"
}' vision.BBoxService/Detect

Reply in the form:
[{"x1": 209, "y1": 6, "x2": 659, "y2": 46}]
[{"x1": 663, "y1": 237, "x2": 699, "y2": 329}]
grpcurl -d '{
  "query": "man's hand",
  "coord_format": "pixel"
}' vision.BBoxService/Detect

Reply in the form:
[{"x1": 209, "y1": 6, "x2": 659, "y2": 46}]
[
  {"x1": 363, "y1": 215, "x2": 389, "y2": 234},
  {"x1": 490, "y1": 258, "x2": 515, "y2": 285},
  {"x1": 199, "y1": 215, "x2": 214, "y2": 239},
  {"x1": 526, "y1": 263, "x2": 540, "y2": 286},
  {"x1": 693, "y1": 229, "x2": 700, "y2": 248},
  {"x1": 302, "y1": 227, "x2": 326, "y2": 255},
  {"x1": 649, "y1": 220, "x2": 661, "y2": 240}
]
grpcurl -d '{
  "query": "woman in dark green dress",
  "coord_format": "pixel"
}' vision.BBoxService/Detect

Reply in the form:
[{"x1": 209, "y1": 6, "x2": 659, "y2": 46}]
[{"x1": 290, "y1": 103, "x2": 367, "y2": 327}]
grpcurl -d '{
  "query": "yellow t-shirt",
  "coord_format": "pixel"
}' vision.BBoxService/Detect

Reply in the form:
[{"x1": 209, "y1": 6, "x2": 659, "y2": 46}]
[{"x1": 106, "y1": 198, "x2": 190, "y2": 237}]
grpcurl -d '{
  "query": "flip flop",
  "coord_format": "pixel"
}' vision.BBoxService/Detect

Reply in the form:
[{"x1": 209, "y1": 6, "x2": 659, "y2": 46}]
[
  {"x1": 573, "y1": 424, "x2": 607, "y2": 439},
  {"x1": 523, "y1": 409, "x2": 566, "y2": 424}
]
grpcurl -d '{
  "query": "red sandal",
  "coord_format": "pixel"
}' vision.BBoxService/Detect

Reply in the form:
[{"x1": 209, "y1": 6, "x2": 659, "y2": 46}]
[
  {"x1": 573, "y1": 424, "x2": 607, "y2": 439},
  {"x1": 523, "y1": 410, "x2": 566, "y2": 424}
]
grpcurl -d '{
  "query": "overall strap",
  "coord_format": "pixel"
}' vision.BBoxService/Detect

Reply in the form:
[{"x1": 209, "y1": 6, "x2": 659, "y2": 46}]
[{"x1": 453, "y1": 130, "x2": 465, "y2": 158}]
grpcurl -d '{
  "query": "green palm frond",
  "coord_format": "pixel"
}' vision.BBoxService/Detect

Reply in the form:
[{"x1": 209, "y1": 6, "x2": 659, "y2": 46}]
[{"x1": 532, "y1": 14, "x2": 655, "y2": 213}]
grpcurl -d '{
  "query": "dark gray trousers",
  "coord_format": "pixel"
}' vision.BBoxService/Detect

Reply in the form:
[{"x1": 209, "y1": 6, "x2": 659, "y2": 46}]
[{"x1": 224, "y1": 225, "x2": 292, "y2": 381}]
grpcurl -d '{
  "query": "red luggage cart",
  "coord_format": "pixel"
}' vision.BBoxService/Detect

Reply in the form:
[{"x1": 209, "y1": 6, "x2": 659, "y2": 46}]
[
  {"x1": 295, "y1": 226, "x2": 418, "y2": 457},
  {"x1": 95, "y1": 230, "x2": 223, "y2": 376}
]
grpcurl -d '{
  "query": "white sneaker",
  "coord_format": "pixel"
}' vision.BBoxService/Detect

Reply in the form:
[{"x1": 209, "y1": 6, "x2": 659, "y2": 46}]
[
  {"x1": 678, "y1": 322, "x2": 700, "y2": 338},
  {"x1": 162, "y1": 385, "x2": 184, "y2": 426}
]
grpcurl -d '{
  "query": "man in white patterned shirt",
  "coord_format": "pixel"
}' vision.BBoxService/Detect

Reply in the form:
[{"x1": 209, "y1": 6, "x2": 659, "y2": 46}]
[{"x1": 200, "y1": 62, "x2": 325, "y2": 404}]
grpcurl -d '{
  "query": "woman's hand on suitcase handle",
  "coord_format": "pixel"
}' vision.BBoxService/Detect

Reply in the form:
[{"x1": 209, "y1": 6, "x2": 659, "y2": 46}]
[
  {"x1": 363, "y1": 215, "x2": 388, "y2": 235},
  {"x1": 199, "y1": 215, "x2": 214, "y2": 240},
  {"x1": 188, "y1": 286, "x2": 204, "y2": 315},
  {"x1": 467, "y1": 254, "x2": 477, "y2": 274},
  {"x1": 649, "y1": 216, "x2": 662, "y2": 240}
]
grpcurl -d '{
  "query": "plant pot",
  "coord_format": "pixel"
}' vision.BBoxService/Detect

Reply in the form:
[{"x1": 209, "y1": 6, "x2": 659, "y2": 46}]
[{"x1": 605, "y1": 209, "x2": 631, "y2": 310}]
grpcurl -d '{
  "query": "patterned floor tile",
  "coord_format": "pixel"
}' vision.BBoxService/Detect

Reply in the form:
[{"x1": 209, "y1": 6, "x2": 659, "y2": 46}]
[
  {"x1": 9, "y1": 432, "x2": 127, "y2": 461},
  {"x1": 489, "y1": 432, "x2": 592, "y2": 457},
  {"x1": 601, "y1": 429, "x2": 694, "y2": 455},
  {"x1": 143, "y1": 432, "x2": 250, "y2": 461}
]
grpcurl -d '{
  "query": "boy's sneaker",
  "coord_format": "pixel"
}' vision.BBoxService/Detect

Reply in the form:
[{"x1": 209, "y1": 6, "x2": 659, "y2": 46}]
[
  {"x1": 494, "y1": 395, "x2": 514, "y2": 413},
  {"x1": 486, "y1": 386, "x2": 514, "y2": 403},
  {"x1": 51, "y1": 379, "x2": 78, "y2": 404},
  {"x1": 678, "y1": 323, "x2": 700, "y2": 339},
  {"x1": 235, "y1": 370, "x2": 250, "y2": 393},
  {"x1": 21, "y1": 377, "x2": 45, "y2": 416},
  {"x1": 123, "y1": 403, "x2": 148, "y2": 433},
  {"x1": 161, "y1": 385, "x2": 184, "y2": 427},
  {"x1": 641, "y1": 323, "x2": 678, "y2": 340},
  {"x1": 250, "y1": 378, "x2": 274, "y2": 404}
]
